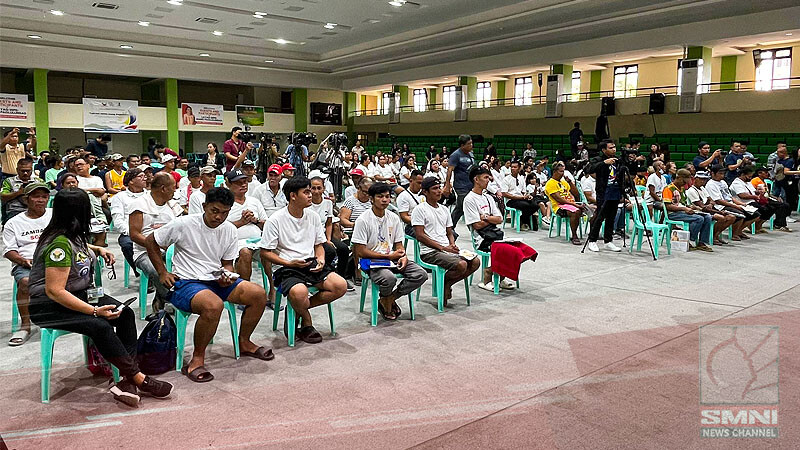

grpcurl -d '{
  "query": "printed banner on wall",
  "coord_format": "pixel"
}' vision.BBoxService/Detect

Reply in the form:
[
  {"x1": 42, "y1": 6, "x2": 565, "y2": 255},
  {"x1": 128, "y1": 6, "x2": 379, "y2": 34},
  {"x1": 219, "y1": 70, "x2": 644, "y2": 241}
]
[
  {"x1": 83, "y1": 98, "x2": 139, "y2": 133},
  {"x1": 181, "y1": 103, "x2": 223, "y2": 126},
  {"x1": 0, "y1": 94, "x2": 29, "y2": 121},
  {"x1": 235, "y1": 105, "x2": 265, "y2": 127}
]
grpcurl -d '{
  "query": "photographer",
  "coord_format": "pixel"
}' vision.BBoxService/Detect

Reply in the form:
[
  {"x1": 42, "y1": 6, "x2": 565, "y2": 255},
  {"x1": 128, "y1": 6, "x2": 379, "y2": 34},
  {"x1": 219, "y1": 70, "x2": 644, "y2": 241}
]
[
  {"x1": 585, "y1": 140, "x2": 623, "y2": 253},
  {"x1": 224, "y1": 127, "x2": 253, "y2": 172},
  {"x1": 286, "y1": 134, "x2": 311, "y2": 178},
  {"x1": 724, "y1": 140, "x2": 751, "y2": 184}
]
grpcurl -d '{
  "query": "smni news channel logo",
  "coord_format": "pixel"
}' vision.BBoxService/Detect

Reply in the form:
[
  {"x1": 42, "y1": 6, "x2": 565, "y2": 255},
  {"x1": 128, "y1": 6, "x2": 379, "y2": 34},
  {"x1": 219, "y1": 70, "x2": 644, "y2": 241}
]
[{"x1": 699, "y1": 325, "x2": 779, "y2": 439}]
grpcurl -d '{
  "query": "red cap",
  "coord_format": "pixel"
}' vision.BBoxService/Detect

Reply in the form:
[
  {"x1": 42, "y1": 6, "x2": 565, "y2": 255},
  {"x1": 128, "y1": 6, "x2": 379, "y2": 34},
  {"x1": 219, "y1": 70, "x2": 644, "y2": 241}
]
[
  {"x1": 281, "y1": 163, "x2": 296, "y2": 171},
  {"x1": 349, "y1": 168, "x2": 365, "y2": 177},
  {"x1": 163, "y1": 148, "x2": 178, "y2": 157},
  {"x1": 268, "y1": 164, "x2": 283, "y2": 174}
]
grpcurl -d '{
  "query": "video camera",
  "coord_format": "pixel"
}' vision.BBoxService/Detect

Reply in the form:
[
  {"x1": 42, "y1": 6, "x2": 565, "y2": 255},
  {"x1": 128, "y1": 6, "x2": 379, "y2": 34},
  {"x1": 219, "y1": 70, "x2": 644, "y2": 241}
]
[
  {"x1": 291, "y1": 132, "x2": 317, "y2": 148},
  {"x1": 329, "y1": 132, "x2": 348, "y2": 150}
]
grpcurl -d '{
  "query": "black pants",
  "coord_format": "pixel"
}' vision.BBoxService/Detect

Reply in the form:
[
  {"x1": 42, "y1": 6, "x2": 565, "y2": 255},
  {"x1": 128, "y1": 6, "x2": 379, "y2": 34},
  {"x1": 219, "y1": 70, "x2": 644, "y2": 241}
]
[
  {"x1": 324, "y1": 238, "x2": 350, "y2": 278},
  {"x1": 506, "y1": 199, "x2": 538, "y2": 231},
  {"x1": 588, "y1": 199, "x2": 618, "y2": 243},
  {"x1": 450, "y1": 189, "x2": 470, "y2": 225},
  {"x1": 757, "y1": 201, "x2": 791, "y2": 228},
  {"x1": 29, "y1": 295, "x2": 140, "y2": 379}
]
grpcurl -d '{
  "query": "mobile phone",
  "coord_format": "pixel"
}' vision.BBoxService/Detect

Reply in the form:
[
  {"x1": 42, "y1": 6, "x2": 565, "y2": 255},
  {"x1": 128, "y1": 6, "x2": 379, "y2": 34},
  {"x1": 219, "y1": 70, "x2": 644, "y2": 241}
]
[{"x1": 115, "y1": 297, "x2": 137, "y2": 312}]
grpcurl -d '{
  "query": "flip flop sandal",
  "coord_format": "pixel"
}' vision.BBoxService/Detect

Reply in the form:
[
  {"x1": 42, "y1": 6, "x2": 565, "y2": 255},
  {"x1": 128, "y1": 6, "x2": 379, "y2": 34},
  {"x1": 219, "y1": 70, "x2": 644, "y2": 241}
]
[
  {"x1": 297, "y1": 326, "x2": 323, "y2": 344},
  {"x1": 8, "y1": 329, "x2": 30, "y2": 347},
  {"x1": 241, "y1": 346, "x2": 275, "y2": 361},
  {"x1": 378, "y1": 303, "x2": 398, "y2": 321},
  {"x1": 391, "y1": 302, "x2": 402, "y2": 319},
  {"x1": 181, "y1": 364, "x2": 214, "y2": 383}
]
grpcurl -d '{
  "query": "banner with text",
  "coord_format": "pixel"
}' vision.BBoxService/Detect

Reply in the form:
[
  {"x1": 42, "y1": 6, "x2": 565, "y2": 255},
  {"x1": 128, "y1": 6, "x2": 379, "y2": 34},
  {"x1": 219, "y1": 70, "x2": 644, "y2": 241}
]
[
  {"x1": 0, "y1": 94, "x2": 29, "y2": 121},
  {"x1": 235, "y1": 105, "x2": 265, "y2": 127},
  {"x1": 181, "y1": 103, "x2": 224, "y2": 126},
  {"x1": 83, "y1": 98, "x2": 139, "y2": 133}
]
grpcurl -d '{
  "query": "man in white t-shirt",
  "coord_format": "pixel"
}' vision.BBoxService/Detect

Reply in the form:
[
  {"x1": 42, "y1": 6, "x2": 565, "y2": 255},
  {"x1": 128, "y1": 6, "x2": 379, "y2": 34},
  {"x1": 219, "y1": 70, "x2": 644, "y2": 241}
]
[
  {"x1": 686, "y1": 171, "x2": 737, "y2": 245},
  {"x1": 706, "y1": 165, "x2": 758, "y2": 241},
  {"x1": 730, "y1": 166, "x2": 790, "y2": 232},
  {"x1": 503, "y1": 160, "x2": 538, "y2": 231},
  {"x1": 145, "y1": 187, "x2": 272, "y2": 381},
  {"x1": 110, "y1": 167, "x2": 148, "y2": 273},
  {"x1": 372, "y1": 155, "x2": 405, "y2": 195},
  {"x1": 129, "y1": 172, "x2": 184, "y2": 312},
  {"x1": 580, "y1": 172, "x2": 597, "y2": 217},
  {"x1": 352, "y1": 182, "x2": 426, "y2": 321},
  {"x1": 241, "y1": 160, "x2": 261, "y2": 194},
  {"x1": 411, "y1": 177, "x2": 479, "y2": 307},
  {"x1": 396, "y1": 170, "x2": 424, "y2": 237},
  {"x1": 260, "y1": 176, "x2": 348, "y2": 345},
  {"x1": 251, "y1": 164, "x2": 287, "y2": 217},
  {"x1": 356, "y1": 153, "x2": 376, "y2": 178},
  {"x1": 188, "y1": 166, "x2": 220, "y2": 215},
  {"x1": 645, "y1": 161, "x2": 667, "y2": 218},
  {"x1": 3, "y1": 182, "x2": 51, "y2": 346},
  {"x1": 74, "y1": 156, "x2": 109, "y2": 245}
]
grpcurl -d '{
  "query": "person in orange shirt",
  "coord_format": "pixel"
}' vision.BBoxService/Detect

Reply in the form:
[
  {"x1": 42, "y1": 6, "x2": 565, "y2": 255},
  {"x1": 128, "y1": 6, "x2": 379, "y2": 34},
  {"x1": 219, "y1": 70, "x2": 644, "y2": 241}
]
[
  {"x1": 663, "y1": 169, "x2": 713, "y2": 251},
  {"x1": 750, "y1": 167, "x2": 771, "y2": 190}
]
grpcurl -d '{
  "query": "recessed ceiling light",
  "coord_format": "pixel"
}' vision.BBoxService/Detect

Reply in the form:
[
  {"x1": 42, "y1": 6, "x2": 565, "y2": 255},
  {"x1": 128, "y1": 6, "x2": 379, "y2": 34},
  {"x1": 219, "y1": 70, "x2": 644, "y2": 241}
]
[
  {"x1": 212, "y1": 30, "x2": 224, "y2": 36},
  {"x1": 199, "y1": 53, "x2": 210, "y2": 57},
  {"x1": 324, "y1": 23, "x2": 337, "y2": 29},
  {"x1": 786, "y1": 32, "x2": 793, "y2": 36},
  {"x1": 50, "y1": 9, "x2": 64, "y2": 16},
  {"x1": 264, "y1": 59, "x2": 274, "y2": 63},
  {"x1": 273, "y1": 38, "x2": 288, "y2": 45},
  {"x1": 27, "y1": 34, "x2": 42, "y2": 39},
  {"x1": 138, "y1": 21, "x2": 150, "y2": 26},
  {"x1": 388, "y1": 0, "x2": 406, "y2": 7},
  {"x1": 253, "y1": 12, "x2": 266, "y2": 18},
  {"x1": 167, "y1": 0, "x2": 183, "y2": 6},
  {"x1": 119, "y1": 44, "x2": 133, "y2": 49}
]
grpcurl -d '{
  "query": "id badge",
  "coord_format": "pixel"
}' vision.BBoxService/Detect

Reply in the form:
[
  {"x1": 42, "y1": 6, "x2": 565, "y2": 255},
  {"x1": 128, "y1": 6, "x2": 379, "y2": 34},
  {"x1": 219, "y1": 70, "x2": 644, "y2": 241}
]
[{"x1": 87, "y1": 286, "x2": 104, "y2": 305}]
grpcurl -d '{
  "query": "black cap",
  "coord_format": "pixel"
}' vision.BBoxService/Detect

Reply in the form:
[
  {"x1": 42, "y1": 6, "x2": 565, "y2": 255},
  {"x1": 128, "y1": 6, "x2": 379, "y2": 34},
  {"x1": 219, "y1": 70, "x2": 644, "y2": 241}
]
[
  {"x1": 421, "y1": 176, "x2": 441, "y2": 191},
  {"x1": 187, "y1": 166, "x2": 201, "y2": 178},
  {"x1": 225, "y1": 168, "x2": 247, "y2": 182}
]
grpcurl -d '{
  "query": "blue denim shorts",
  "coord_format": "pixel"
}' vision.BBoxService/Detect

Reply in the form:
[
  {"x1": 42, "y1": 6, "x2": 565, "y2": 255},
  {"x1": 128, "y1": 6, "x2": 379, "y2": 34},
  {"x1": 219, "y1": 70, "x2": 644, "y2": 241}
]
[
  {"x1": 12, "y1": 265, "x2": 31, "y2": 285},
  {"x1": 169, "y1": 278, "x2": 243, "y2": 313}
]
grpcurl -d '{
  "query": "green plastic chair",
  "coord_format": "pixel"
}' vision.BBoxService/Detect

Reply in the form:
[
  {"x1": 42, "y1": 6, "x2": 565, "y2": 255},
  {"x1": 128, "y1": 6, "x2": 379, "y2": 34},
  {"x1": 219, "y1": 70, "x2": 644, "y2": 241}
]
[
  {"x1": 214, "y1": 174, "x2": 225, "y2": 187},
  {"x1": 41, "y1": 329, "x2": 120, "y2": 403},
  {"x1": 547, "y1": 207, "x2": 583, "y2": 241},
  {"x1": 174, "y1": 300, "x2": 240, "y2": 372},
  {"x1": 412, "y1": 239, "x2": 470, "y2": 312},
  {"x1": 359, "y1": 269, "x2": 415, "y2": 326},
  {"x1": 467, "y1": 230, "x2": 518, "y2": 294},
  {"x1": 630, "y1": 198, "x2": 670, "y2": 259},
  {"x1": 271, "y1": 286, "x2": 335, "y2": 347},
  {"x1": 137, "y1": 245, "x2": 175, "y2": 320}
]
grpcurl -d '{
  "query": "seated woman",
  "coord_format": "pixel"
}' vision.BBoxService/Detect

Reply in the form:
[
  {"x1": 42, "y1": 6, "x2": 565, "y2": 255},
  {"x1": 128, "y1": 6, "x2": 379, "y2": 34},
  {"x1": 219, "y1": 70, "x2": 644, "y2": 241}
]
[{"x1": 27, "y1": 188, "x2": 174, "y2": 407}]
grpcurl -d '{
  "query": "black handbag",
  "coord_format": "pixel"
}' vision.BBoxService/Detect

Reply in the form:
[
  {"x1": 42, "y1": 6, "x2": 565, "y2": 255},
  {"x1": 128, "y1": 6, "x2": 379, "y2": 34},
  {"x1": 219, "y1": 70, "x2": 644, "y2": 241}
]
[
  {"x1": 476, "y1": 224, "x2": 504, "y2": 251},
  {"x1": 136, "y1": 310, "x2": 177, "y2": 375}
]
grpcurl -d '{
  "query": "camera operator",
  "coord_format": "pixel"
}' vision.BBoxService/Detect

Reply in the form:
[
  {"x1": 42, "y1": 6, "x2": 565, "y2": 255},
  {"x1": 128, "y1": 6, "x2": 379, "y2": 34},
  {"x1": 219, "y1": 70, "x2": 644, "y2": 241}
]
[
  {"x1": 585, "y1": 139, "x2": 623, "y2": 253},
  {"x1": 286, "y1": 134, "x2": 311, "y2": 178},
  {"x1": 224, "y1": 127, "x2": 254, "y2": 172}
]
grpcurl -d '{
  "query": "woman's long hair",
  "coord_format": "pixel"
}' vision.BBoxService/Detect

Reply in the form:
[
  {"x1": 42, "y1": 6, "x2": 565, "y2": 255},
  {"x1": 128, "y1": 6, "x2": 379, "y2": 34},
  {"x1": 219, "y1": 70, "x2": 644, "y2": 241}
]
[{"x1": 37, "y1": 188, "x2": 92, "y2": 249}]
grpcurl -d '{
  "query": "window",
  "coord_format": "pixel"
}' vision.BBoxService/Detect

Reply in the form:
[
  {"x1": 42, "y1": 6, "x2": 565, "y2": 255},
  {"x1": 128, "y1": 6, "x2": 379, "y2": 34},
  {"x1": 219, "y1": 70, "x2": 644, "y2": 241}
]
[
  {"x1": 476, "y1": 81, "x2": 491, "y2": 108},
  {"x1": 569, "y1": 71, "x2": 581, "y2": 102},
  {"x1": 755, "y1": 48, "x2": 792, "y2": 91},
  {"x1": 443, "y1": 85, "x2": 457, "y2": 110},
  {"x1": 413, "y1": 89, "x2": 427, "y2": 112},
  {"x1": 514, "y1": 77, "x2": 532, "y2": 106},
  {"x1": 613, "y1": 64, "x2": 638, "y2": 98}
]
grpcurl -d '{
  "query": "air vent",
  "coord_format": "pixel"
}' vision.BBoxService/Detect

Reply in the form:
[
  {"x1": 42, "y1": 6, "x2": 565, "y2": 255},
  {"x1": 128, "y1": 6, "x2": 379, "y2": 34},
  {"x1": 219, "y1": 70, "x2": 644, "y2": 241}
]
[
  {"x1": 250, "y1": 21, "x2": 267, "y2": 26},
  {"x1": 145, "y1": 14, "x2": 164, "y2": 19},
  {"x1": 284, "y1": 6, "x2": 304, "y2": 11},
  {"x1": 236, "y1": 27, "x2": 254, "y2": 31},
  {"x1": 195, "y1": 17, "x2": 219, "y2": 24},
  {"x1": 154, "y1": 6, "x2": 173, "y2": 13},
  {"x1": 92, "y1": 2, "x2": 119, "y2": 9},
  {"x1": 307, "y1": 36, "x2": 322, "y2": 40}
]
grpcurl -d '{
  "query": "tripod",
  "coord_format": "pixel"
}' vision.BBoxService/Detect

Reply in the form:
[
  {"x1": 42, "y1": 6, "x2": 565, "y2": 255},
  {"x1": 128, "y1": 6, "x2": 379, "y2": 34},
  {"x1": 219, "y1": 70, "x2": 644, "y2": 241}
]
[{"x1": 580, "y1": 163, "x2": 656, "y2": 260}]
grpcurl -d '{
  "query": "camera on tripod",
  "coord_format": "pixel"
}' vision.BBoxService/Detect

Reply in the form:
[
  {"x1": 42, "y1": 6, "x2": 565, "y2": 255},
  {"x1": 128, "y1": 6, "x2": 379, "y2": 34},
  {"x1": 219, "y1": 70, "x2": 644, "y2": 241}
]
[
  {"x1": 291, "y1": 132, "x2": 317, "y2": 147},
  {"x1": 238, "y1": 125, "x2": 256, "y2": 143},
  {"x1": 329, "y1": 132, "x2": 348, "y2": 150}
]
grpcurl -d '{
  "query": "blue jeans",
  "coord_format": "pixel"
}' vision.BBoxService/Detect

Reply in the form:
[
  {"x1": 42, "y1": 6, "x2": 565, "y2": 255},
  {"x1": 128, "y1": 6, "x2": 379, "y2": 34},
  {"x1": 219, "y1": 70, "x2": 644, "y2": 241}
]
[{"x1": 668, "y1": 212, "x2": 712, "y2": 243}]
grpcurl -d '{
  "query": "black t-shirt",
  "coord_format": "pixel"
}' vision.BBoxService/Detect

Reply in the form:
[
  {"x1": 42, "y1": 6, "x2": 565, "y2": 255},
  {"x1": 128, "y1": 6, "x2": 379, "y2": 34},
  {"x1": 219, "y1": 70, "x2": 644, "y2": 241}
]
[
  {"x1": 86, "y1": 140, "x2": 108, "y2": 158},
  {"x1": 569, "y1": 128, "x2": 583, "y2": 146}
]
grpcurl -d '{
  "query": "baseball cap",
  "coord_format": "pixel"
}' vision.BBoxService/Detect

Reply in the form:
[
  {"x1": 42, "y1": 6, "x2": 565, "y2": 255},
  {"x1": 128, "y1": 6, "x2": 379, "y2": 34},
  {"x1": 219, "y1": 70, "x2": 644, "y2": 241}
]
[
  {"x1": 187, "y1": 166, "x2": 201, "y2": 178},
  {"x1": 308, "y1": 169, "x2": 328, "y2": 179},
  {"x1": 242, "y1": 159, "x2": 255, "y2": 167},
  {"x1": 281, "y1": 163, "x2": 296, "y2": 172},
  {"x1": 349, "y1": 168, "x2": 365, "y2": 177},
  {"x1": 225, "y1": 168, "x2": 248, "y2": 182},
  {"x1": 163, "y1": 148, "x2": 178, "y2": 157},
  {"x1": 421, "y1": 176, "x2": 441, "y2": 191},
  {"x1": 24, "y1": 181, "x2": 50, "y2": 195},
  {"x1": 200, "y1": 166, "x2": 219, "y2": 175},
  {"x1": 695, "y1": 171, "x2": 711, "y2": 179},
  {"x1": 137, "y1": 164, "x2": 153, "y2": 172},
  {"x1": 161, "y1": 154, "x2": 176, "y2": 164},
  {"x1": 109, "y1": 153, "x2": 124, "y2": 161},
  {"x1": 267, "y1": 164, "x2": 283, "y2": 175}
]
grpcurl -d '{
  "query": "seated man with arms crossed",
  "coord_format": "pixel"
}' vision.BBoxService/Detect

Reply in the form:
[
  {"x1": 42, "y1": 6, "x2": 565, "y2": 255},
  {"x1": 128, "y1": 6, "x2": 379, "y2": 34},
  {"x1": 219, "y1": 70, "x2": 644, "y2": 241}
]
[
  {"x1": 412, "y1": 177, "x2": 480, "y2": 307},
  {"x1": 544, "y1": 162, "x2": 586, "y2": 245},
  {"x1": 663, "y1": 169, "x2": 713, "y2": 252},
  {"x1": 260, "y1": 177, "x2": 348, "y2": 344},
  {"x1": 686, "y1": 171, "x2": 738, "y2": 245},
  {"x1": 145, "y1": 187, "x2": 271, "y2": 382},
  {"x1": 705, "y1": 165, "x2": 758, "y2": 241},
  {"x1": 352, "y1": 182, "x2": 427, "y2": 321}
]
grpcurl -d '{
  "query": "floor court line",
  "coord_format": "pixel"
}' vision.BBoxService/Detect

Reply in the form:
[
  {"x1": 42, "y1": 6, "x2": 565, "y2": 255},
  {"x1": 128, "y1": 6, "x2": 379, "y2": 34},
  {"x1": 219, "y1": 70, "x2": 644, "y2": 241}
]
[{"x1": 1, "y1": 420, "x2": 122, "y2": 440}]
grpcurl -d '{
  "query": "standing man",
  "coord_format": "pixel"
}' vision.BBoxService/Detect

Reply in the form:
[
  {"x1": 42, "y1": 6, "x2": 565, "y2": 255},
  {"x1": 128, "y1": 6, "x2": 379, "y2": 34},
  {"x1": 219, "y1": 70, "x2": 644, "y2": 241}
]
[
  {"x1": 1, "y1": 128, "x2": 35, "y2": 180},
  {"x1": 569, "y1": 122, "x2": 583, "y2": 159},
  {"x1": 724, "y1": 141, "x2": 750, "y2": 184},
  {"x1": 352, "y1": 183, "x2": 427, "y2": 321},
  {"x1": 3, "y1": 182, "x2": 51, "y2": 346},
  {"x1": 692, "y1": 141, "x2": 723, "y2": 171},
  {"x1": 444, "y1": 134, "x2": 475, "y2": 225},
  {"x1": 2, "y1": 158, "x2": 38, "y2": 224},
  {"x1": 585, "y1": 140, "x2": 623, "y2": 253},
  {"x1": 85, "y1": 134, "x2": 111, "y2": 159},
  {"x1": 223, "y1": 127, "x2": 253, "y2": 172},
  {"x1": 110, "y1": 168, "x2": 148, "y2": 272},
  {"x1": 188, "y1": 166, "x2": 220, "y2": 215}
]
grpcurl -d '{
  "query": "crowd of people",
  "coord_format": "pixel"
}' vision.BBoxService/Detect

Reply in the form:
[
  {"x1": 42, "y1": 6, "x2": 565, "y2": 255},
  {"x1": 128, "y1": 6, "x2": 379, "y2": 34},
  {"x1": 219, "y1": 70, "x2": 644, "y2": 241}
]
[{"x1": 1, "y1": 125, "x2": 797, "y2": 407}]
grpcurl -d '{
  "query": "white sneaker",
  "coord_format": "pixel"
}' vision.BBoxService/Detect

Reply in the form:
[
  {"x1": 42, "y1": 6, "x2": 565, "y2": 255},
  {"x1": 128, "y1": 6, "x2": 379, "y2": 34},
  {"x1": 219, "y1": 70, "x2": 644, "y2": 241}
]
[
  {"x1": 604, "y1": 242, "x2": 622, "y2": 252},
  {"x1": 500, "y1": 279, "x2": 515, "y2": 290},
  {"x1": 587, "y1": 242, "x2": 599, "y2": 252},
  {"x1": 477, "y1": 282, "x2": 493, "y2": 292},
  {"x1": 542, "y1": 217, "x2": 550, "y2": 226},
  {"x1": 787, "y1": 217, "x2": 797, "y2": 223}
]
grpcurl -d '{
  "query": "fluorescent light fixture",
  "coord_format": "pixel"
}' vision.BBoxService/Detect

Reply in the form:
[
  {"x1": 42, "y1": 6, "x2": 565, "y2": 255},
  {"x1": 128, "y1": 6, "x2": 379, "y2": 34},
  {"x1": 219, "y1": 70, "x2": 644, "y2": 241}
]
[
  {"x1": 212, "y1": 30, "x2": 224, "y2": 36},
  {"x1": 119, "y1": 44, "x2": 133, "y2": 49},
  {"x1": 388, "y1": 0, "x2": 407, "y2": 6},
  {"x1": 27, "y1": 34, "x2": 42, "y2": 39},
  {"x1": 272, "y1": 38, "x2": 289, "y2": 44},
  {"x1": 138, "y1": 21, "x2": 150, "y2": 26},
  {"x1": 786, "y1": 32, "x2": 793, "y2": 36},
  {"x1": 167, "y1": 0, "x2": 183, "y2": 6},
  {"x1": 50, "y1": 9, "x2": 64, "y2": 16},
  {"x1": 199, "y1": 53, "x2": 210, "y2": 57},
  {"x1": 264, "y1": 59, "x2": 274, "y2": 63},
  {"x1": 324, "y1": 23, "x2": 337, "y2": 29},
  {"x1": 253, "y1": 12, "x2": 266, "y2": 18}
]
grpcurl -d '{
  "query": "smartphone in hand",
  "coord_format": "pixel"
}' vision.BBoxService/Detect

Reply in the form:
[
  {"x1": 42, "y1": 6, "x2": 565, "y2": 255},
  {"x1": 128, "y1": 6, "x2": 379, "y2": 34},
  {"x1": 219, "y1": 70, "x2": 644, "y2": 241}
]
[{"x1": 115, "y1": 297, "x2": 137, "y2": 313}]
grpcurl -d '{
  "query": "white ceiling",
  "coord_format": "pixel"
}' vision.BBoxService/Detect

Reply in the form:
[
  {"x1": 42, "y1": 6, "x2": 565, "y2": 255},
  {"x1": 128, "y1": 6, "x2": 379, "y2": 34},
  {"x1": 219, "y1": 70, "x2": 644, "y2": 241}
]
[{"x1": 0, "y1": 0, "x2": 799, "y2": 91}]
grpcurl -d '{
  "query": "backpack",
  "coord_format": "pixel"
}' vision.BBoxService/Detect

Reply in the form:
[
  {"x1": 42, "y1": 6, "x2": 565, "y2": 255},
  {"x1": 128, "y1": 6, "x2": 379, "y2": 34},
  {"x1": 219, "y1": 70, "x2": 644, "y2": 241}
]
[{"x1": 136, "y1": 310, "x2": 177, "y2": 375}]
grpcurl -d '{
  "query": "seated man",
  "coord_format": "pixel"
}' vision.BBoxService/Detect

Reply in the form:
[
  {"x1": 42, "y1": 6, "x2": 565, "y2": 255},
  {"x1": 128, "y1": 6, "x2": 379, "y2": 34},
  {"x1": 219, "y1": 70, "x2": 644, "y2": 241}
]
[
  {"x1": 463, "y1": 167, "x2": 515, "y2": 291},
  {"x1": 352, "y1": 182, "x2": 427, "y2": 321},
  {"x1": 344, "y1": 168, "x2": 365, "y2": 200},
  {"x1": 544, "y1": 162, "x2": 586, "y2": 245},
  {"x1": 686, "y1": 171, "x2": 737, "y2": 245},
  {"x1": 730, "y1": 165, "x2": 792, "y2": 233},
  {"x1": 396, "y1": 170, "x2": 425, "y2": 237},
  {"x1": 663, "y1": 169, "x2": 713, "y2": 252},
  {"x1": 129, "y1": 173, "x2": 184, "y2": 312},
  {"x1": 310, "y1": 176, "x2": 353, "y2": 291},
  {"x1": 260, "y1": 177, "x2": 347, "y2": 344},
  {"x1": 145, "y1": 187, "x2": 271, "y2": 382},
  {"x1": 644, "y1": 161, "x2": 667, "y2": 220},
  {"x1": 372, "y1": 155, "x2": 404, "y2": 195},
  {"x1": 188, "y1": 166, "x2": 220, "y2": 215},
  {"x1": 110, "y1": 168, "x2": 147, "y2": 273},
  {"x1": 2, "y1": 182, "x2": 51, "y2": 346},
  {"x1": 705, "y1": 165, "x2": 758, "y2": 241},
  {"x1": 503, "y1": 160, "x2": 538, "y2": 231},
  {"x1": 411, "y1": 177, "x2": 480, "y2": 306},
  {"x1": 251, "y1": 164, "x2": 287, "y2": 216}
]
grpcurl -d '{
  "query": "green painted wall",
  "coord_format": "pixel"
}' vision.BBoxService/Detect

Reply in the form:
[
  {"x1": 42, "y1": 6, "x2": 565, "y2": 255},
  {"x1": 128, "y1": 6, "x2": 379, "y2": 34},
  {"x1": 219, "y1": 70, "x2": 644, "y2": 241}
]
[
  {"x1": 360, "y1": 94, "x2": 367, "y2": 113},
  {"x1": 686, "y1": 46, "x2": 712, "y2": 61},
  {"x1": 457, "y1": 76, "x2": 477, "y2": 102},
  {"x1": 550, "y1": 64, "x2": 573, "y2": 75},
  {"x1": 33, "y1": 69, "x2": 49, "y2": 154},
  {"x1": 392, "y1": 85, "x2": 409, "y2": 107},
  {"x1": 428, "y1": 88, "x2": 437, "y2": 108},
  {"x1": 720, "y1": 56, "x2": 738, "y2": 91},
  {"x1": 165, "y1": 78, "x2": 179, "y2": 151},
  {"x1": 183, "y1": 131, "x2": 193, "y2": 156},
  {"x1": 292, "y1": 88, "x2": 308, "y2": 132},
  {"x1": 496, "y1": 80, "x2": 506, "y2": 105},
  {"x1": 590, "y1": 70, "x2": 602, "y2": 99}
]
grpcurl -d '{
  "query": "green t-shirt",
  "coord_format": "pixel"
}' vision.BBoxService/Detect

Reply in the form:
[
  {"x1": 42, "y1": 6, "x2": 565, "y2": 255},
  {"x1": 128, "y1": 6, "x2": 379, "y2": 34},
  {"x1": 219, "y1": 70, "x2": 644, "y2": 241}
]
[
  {"x1": 45, "y1": 168, "x2": 60, "y2": 186},
  {"x1": 176, "y1": 168, "x2": 188, "y2": 178},
  {"x1": 28, "y1": 235, "x2": 96, "y2": 298}
]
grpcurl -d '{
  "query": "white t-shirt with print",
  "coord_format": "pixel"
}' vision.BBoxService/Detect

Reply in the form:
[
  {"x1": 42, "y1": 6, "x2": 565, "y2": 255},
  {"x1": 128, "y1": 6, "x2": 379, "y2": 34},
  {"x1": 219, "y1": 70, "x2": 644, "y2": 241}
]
[
  {"x1": 228, "y1": 196, "x2": 268, "y2": 241},
  {"x1": 260, "y1": 207, "x2": 325, "y2": 264},
  {"x1": 351, "y1": 208, "x2": 403, "y2": 255},
  {"x1": 153, "y1": 214, "x2": 238, "y2": 281},
  {"x1": 374, "y1": 164, "x2": 396, "y2": 182},
  {"x1": 309, "y1": 198, "x2": 333, "y2": 226},
  {"x1": 462, "y1": 191, "x2": 500, "y2": 249},
  {"x1": 130, "y1": 194, "x2": 184, "y2": 261},
  {"x1": 410, "y1": 201, "x2": 453, "y2": 255},
  {"x1": 2, "y1": 209, "x2": 52, "y2": 268}
]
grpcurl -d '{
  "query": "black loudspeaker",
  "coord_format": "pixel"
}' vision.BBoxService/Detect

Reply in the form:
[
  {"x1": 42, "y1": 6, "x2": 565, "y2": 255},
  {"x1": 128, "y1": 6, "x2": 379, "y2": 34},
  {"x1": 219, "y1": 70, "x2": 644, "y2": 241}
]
[
  {"x1": 649, "y1": 93, "x2": 665, "y2": 114},
  {"x1": 601, "y1": 96, "x2": 616, "y2": 116}
]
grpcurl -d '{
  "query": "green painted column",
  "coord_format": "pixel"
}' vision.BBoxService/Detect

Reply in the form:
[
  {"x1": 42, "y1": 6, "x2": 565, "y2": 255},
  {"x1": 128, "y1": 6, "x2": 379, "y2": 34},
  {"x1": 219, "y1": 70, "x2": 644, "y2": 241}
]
[
  {"x1": 33, "y1": 69, "x2": 49, "y2": 154},
  {"x1": 392, "y1": 85, "x2": 409, "y2": 107},
  {"x1": 589, "y1": 70, "x2": 602, "y2": 99},
  {"x1": 458, "y1": 76, "x2": 477, "y2": 102},
  {"x1": 550, "y1": 64, "x2": 573, "y2": 76},
  {"x1": 686, "y1": 46, "x2": 713, "y2": 88},
  {"x1": 165, "y1": 78, "x2": 179, "y2": 151},
  {"x1": 720, "y1": 55, "x2": 737, "y2": 91},
  {"x1": 184, "y1": 131, "x2": 194, "y2": 155},
  {"x1": 496, "y1": 80, "x2": 506, "y2": 106},
  {"x1": 360, "y1": 94, "x2": 367, "y2": 114},
  {"x1": 292, "y1": 89, "x2": 308, "y2": 132},
  {"x1": 343, "y1": 91, "x2": 356, "y2": 138}
]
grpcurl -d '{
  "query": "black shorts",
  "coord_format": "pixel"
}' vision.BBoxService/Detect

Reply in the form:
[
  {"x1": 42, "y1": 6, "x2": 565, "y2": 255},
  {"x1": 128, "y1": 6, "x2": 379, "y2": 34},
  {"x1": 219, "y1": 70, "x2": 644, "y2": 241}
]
[
  {"x1": 556, "y1": 208, "x2": 571, "y2": 218},
  {"x1": 274, "y1": 266, "x2": 332, "y2": 296}
]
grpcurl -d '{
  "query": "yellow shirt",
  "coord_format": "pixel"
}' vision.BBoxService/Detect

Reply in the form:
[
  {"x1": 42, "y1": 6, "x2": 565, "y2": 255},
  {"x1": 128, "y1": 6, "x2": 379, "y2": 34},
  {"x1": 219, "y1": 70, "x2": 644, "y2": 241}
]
[
  {"x1": 108, "y1": 169, "x2": 126, "y2": 196},
  {"x1": 544, "y1": 178, "x2": 573, "y2": 212},
  {"x1": 1, "y1": 143, "x2": 27, "y2": 175}
]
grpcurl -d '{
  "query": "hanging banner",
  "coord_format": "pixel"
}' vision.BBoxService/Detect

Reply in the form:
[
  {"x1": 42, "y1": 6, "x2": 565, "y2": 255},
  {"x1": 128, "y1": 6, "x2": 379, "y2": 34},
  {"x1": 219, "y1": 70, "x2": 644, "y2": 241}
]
[
  {"x1": 83, "y1": 98, "x2": 139, "y2": 133},
  {"x1": 181, "y1": 103, "x2": 223, "y2": 126},
  {"x1": 235, "y1": 105, "x2": 265, "y2": 127},
  {"x1": 0, "y1": 94, "x2": 29, "y2": 121}
]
